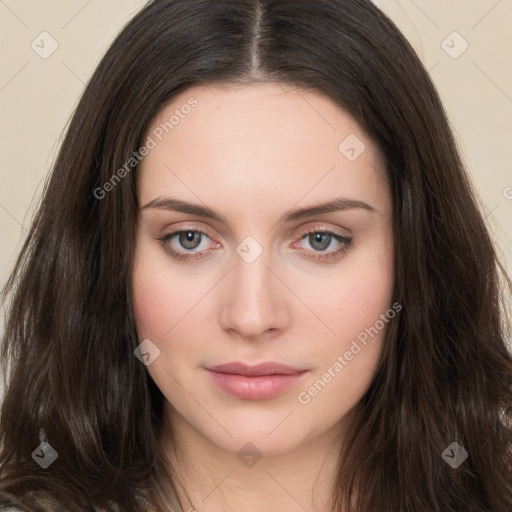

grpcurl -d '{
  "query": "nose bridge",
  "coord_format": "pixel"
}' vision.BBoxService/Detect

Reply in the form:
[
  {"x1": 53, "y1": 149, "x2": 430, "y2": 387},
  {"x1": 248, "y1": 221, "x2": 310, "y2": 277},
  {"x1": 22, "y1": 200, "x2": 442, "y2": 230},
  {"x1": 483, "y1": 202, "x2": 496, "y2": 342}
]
[
  {"x1": 219, "y1": 237, "x2": 287, "y2": 337},
  {"x1": 234, "y1": 246, "x2": 271, "y2": 297}
]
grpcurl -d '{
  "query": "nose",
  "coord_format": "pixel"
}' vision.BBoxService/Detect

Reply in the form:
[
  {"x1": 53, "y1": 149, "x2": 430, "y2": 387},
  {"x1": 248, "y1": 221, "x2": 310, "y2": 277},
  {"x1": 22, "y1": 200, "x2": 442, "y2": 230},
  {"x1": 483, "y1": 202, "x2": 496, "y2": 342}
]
[{"x1": 219, "y1": 246, "x2": 290, "y2": 341}]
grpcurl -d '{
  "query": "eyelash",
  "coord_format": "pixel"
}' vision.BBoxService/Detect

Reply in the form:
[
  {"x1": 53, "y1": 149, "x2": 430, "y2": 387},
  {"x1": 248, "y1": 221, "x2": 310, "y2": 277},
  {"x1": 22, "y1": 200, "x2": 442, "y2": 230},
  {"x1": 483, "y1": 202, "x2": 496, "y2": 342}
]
[{"x1": 157, "y1": 227, "x2": 352, "y2": 262}]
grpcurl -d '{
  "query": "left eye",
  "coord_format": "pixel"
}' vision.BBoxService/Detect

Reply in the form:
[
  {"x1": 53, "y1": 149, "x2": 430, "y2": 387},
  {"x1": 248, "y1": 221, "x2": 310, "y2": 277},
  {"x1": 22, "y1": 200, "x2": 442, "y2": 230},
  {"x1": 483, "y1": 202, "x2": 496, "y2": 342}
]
[
  {"x1": 300, "y1": 231, "x2": 344, "y2": 251},
  {"x1": 292, "y1": 230, "x2": 352, "y2": 261}
]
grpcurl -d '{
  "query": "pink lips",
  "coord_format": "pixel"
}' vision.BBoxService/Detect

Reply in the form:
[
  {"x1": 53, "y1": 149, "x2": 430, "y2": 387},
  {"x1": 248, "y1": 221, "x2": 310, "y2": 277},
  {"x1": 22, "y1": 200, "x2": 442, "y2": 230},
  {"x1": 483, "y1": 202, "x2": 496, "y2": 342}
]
[{"x1": 205, "y1": 362, "x2": 308, "y2": 400}]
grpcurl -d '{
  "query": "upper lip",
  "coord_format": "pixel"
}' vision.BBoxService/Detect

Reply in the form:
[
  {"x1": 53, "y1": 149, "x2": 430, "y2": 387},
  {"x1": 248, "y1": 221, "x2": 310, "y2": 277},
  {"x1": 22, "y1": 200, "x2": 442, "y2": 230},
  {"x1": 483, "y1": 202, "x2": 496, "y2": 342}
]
[{"x1": 206, "y1": 362, "x2": 307, "y2": 376}]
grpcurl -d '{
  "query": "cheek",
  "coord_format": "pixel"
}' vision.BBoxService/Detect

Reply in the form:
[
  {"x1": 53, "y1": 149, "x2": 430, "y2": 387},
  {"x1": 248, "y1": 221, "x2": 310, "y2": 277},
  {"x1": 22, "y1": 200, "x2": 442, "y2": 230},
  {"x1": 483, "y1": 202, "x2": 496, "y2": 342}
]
[
  {"x1": 132, "y1": 267, "x2": 170, "y2": 339},
  {"x1": 295, "y1": 269, "x2": 394, "y2": 416},
  {"x1": 336, "y1": 270, "x2": 394, "y2": 337},
  {"x1": 132, "y1": 248, "x2": 221, "y2": 345},
  {"x1": 290, "y1": 240, "x2": 394, "y2": 409},
  {"x1": 132, "y1": 250, "x2": 190, "y2": 341},
  {"x1": 294, "y1": 248, "x2": 394, "y2": 347}
]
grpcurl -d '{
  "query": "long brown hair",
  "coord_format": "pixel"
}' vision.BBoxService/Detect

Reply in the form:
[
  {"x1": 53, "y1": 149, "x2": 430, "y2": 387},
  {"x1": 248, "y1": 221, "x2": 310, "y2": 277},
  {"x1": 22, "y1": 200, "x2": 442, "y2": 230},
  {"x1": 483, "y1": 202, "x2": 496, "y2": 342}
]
[{"x1": 1, "y1": 0, "x2": 511, "y2": 510}]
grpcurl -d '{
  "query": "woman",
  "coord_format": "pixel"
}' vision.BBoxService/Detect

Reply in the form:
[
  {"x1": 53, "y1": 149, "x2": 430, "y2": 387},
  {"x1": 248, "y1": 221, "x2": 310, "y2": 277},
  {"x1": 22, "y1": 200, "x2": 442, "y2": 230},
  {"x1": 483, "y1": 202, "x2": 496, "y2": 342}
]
[{"x1": 1, "y1": 0, "x2": 511, "y2": 511}]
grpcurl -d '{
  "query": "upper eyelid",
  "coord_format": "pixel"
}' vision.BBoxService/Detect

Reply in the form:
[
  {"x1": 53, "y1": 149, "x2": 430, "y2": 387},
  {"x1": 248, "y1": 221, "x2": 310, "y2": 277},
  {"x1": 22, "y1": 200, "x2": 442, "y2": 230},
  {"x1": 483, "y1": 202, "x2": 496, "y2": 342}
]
[
  {"x1": 162, "y1": 220, "x2": 350, "y2": 239},
  {"x1": 163, "y1": 226, "x2": 349, "y2": 249}
]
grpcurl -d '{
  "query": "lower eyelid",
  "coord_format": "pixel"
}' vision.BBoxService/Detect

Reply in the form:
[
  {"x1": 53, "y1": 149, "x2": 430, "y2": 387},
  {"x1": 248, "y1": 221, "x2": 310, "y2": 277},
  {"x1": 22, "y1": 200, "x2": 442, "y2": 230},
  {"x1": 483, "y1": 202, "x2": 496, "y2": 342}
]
[{"x1": 159, "y1": 229, "x2": 351, "y2": 260}]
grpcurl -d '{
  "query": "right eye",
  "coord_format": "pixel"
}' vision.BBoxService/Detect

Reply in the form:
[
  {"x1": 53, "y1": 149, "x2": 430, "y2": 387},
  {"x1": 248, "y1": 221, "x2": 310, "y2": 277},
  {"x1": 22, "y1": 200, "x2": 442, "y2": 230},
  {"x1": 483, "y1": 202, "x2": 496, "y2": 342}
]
[{"x1": 157, "y1": 229, "x2": 219, "y2": 261}]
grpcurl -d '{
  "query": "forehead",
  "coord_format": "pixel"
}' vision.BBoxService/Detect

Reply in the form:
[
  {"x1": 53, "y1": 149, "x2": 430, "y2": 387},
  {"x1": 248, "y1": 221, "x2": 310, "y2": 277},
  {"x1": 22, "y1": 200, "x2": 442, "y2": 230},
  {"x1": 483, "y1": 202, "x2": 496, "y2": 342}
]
[{"x1": 137, "y1": 82, "x2": 389, "y2": 217}]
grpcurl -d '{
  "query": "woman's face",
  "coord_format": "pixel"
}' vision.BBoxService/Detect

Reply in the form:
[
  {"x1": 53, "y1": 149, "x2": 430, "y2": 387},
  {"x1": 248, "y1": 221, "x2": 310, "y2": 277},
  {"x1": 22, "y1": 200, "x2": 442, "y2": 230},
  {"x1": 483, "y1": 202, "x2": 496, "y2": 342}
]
[{"x1": 133, "y1": 82, "x2": 395, "y2": 456}]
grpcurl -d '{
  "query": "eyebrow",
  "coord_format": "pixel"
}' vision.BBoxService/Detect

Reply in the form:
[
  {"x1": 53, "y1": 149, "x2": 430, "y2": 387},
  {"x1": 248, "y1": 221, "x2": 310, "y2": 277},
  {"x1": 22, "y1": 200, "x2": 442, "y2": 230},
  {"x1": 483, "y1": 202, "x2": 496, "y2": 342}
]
[{"x1": 140, "y1": 196, "x2": 377, "y2": 223}]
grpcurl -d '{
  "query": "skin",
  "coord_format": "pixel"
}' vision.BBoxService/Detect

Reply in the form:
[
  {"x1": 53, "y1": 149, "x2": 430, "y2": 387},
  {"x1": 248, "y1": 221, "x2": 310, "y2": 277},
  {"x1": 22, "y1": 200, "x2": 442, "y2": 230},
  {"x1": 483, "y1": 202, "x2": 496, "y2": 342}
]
[{"x1": 132, "y1": 82, "x2": 395, "y2": 512}]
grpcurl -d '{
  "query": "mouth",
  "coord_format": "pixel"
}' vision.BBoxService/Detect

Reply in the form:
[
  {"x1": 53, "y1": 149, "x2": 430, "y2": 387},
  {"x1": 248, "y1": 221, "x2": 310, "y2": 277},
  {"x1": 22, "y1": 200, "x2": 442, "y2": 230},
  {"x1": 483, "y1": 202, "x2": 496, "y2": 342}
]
[
  {"x1": 206, "y1": 361, "x2": 307, "y2": 376},
  {"x1": 204, "y1": 361, "x2": 309, "y2": 400}
]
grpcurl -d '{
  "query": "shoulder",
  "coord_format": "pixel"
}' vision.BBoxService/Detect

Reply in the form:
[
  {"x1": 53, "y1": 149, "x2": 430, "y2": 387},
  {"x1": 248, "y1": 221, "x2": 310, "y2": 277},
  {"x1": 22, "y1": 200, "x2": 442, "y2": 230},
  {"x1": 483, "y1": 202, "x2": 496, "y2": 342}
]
[
  {"x1": 0, "y1": 494, "x2": 25, "y2": 512},
  {"x1": 0, "y1": 498, "x2": 26, "y2": 512},
  {"x1": 0, "y1": 498, "x2": 28, "y2": 512},
  {"x1": 0, "y1": 492, "x2": 90, "y2": 512}
]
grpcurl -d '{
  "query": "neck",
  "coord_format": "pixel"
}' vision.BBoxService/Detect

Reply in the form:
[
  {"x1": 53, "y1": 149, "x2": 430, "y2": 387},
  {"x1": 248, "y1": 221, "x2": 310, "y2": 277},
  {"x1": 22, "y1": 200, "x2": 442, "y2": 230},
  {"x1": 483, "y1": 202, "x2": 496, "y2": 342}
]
[{"x1": 160, "y1": 405, "x2": 350, "y2": 512}]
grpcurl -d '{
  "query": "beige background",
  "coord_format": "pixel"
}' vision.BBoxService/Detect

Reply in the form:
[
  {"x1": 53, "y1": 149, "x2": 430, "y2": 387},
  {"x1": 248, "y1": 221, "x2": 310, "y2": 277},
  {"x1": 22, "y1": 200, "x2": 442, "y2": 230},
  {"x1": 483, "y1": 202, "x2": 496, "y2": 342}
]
[{"x1": 0, "y1": 0, "x2": 511, "y2": 340}]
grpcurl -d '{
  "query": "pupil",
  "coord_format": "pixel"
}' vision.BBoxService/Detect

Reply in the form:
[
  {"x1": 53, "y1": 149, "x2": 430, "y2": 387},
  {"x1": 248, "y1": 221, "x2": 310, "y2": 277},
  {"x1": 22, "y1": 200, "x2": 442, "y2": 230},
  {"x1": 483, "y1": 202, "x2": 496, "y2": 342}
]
[
  {"x1": 311, "y1": 233, "x2": 330, "y2": 250},
  {"x1": 181, "y1": 231, "x2": 200, "y2": 249}
]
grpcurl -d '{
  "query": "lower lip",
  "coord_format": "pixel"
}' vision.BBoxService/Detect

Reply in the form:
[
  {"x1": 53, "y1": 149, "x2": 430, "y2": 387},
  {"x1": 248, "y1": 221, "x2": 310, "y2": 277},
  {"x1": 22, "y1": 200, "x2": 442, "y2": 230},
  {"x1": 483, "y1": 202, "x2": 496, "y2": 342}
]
[{"x1": 205, "y1": 369, "x2": 308, "y2": 400}]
